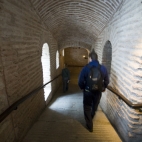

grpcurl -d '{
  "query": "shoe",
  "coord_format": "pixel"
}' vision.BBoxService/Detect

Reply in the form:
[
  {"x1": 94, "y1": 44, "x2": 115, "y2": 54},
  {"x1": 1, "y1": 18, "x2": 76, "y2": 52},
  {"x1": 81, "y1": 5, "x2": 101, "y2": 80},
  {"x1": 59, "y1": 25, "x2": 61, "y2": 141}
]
[
  {"x1": 86, "y1": 125, "x2": 93, "y2": 132},
  {"x1": 91, "y1": 112, "x2": 96, "y2": 119},
  {"x1": 91, "y1": 114, "x2": 95, "y2": 119}
]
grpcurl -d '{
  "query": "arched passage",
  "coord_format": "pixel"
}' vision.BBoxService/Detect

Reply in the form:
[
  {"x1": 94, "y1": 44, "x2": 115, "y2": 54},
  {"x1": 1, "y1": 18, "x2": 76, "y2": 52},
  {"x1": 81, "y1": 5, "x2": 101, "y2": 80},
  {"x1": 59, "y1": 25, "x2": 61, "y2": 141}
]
[
  {"x1": 64, "y1": 47, "x2": 89, "y2": 84},
  {"x1": 41, "y1": 43, "x2": 51, "y2": 101},
  {"x1": 102, "y1": 40, "x2": 112, "y2": 75}
]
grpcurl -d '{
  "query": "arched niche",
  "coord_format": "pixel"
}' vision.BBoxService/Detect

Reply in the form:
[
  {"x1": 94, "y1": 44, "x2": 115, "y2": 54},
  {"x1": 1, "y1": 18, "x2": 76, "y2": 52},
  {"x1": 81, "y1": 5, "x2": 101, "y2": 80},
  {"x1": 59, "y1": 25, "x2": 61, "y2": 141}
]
[
  {"x1": 102, "y1": 40, "x2": 112, "y2": 75},
  {"x1": 41, "y1": 43, "x2": 51, "y2": 101},
  {"x1": 56, "y1": 50, "x2": 59, "y2": 69}
]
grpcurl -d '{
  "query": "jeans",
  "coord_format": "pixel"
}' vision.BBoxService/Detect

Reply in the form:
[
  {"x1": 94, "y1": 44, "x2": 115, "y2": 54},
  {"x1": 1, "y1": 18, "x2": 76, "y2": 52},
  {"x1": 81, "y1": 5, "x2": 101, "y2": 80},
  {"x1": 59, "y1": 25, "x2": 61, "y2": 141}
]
[{"x1": 83, "y1": 90, "x2": 102, "y2": 129}]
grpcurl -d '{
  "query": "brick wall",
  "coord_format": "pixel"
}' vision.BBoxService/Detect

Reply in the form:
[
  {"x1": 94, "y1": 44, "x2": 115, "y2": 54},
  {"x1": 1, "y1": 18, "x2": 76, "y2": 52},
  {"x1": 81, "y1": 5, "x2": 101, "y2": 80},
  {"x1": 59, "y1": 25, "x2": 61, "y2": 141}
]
[
  {"x1": 64, "y1": 47, "x2": 88, "y2": 66},
  {"x1": 93, "y1": 0, "x2": 142, "y2": 141},
  {"x1": 59, "y1": 41, "x2": 91, "y2": 51},
  {"x1": 64, "y1": 47, "x2": 88, "y2": 84},
  {"x1": 0, "y1": 0, "x2": 61, "y2": 141},
  {"x1": 1, "y1": 0, "x2": 142, "y2": 141}
]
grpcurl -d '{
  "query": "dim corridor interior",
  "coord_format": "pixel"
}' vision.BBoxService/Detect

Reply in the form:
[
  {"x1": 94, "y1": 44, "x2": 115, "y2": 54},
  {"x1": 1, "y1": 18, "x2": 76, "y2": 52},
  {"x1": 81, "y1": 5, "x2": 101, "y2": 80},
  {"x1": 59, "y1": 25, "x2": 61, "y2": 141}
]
[{"x1": 22, "y1": 83, "x2": 122, "y2": 142}]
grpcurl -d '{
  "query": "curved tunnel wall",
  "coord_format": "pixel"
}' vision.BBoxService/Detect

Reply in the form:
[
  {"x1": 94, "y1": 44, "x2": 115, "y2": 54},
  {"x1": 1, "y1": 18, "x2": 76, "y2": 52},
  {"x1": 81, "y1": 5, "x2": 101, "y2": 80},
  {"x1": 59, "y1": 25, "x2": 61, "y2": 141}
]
[
  {"x1": 93, "y1": 0, "x2": 142, "y2": 141},
  {"x1": 0, "y1": 0, "x2": 62, "y2": 141},
  {"x1": 0, "y1": 0, "x2": 142, "y2": 142}
]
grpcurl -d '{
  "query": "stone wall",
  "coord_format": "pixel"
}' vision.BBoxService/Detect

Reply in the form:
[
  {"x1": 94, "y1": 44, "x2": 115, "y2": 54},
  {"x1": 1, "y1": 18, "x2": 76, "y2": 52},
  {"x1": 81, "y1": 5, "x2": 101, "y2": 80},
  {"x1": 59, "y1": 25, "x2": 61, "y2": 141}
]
[
  {"x1": 64, "y1": 47, "x2": 88, "y2": 84},
  {"x1": 93, "y1": 0, "x2": 142, "y2": 141},
  {"x1": 64, "y1": 47, "x2": 88, "y2": 66},
  {"x1": 0, "y1": 0, "x2": 61, "y2": 141}
]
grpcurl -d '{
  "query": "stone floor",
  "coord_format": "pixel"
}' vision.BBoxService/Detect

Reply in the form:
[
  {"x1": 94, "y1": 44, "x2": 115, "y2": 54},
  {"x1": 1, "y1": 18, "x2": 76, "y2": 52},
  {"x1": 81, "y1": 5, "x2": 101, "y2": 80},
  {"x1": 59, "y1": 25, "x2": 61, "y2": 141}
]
[{"x1": 22, "y1": 83, "x2": 122, "y2": 142}]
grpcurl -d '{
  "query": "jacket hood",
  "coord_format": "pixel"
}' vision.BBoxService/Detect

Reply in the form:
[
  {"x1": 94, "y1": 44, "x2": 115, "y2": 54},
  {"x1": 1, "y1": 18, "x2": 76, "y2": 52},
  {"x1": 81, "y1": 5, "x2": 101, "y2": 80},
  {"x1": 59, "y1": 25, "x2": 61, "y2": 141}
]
[{"x1": 89, "y1": 60, "x2": 99, "y2": 67}]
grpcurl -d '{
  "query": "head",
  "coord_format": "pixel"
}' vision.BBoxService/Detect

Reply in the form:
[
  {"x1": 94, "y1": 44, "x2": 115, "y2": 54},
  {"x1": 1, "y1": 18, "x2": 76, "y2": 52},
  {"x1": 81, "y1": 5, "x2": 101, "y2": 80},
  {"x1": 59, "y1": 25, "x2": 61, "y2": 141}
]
[
  {"x1": 89, "y1": 49, "x2": 98, "y2": 62},
  {"x1": 64, "y1": 64, "x2": 68, "y2": 68}
]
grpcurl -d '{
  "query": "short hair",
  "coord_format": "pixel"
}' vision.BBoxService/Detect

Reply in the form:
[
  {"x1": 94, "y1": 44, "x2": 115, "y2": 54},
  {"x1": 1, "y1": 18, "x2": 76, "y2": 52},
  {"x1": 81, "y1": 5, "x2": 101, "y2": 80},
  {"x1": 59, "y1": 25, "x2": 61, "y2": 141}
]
[
  {"x1": 64, "y1": 64, "x2": 68, "y2": 68},
  {"x1": 89, "y1": 50, "x2": 98, "y2": 60}
]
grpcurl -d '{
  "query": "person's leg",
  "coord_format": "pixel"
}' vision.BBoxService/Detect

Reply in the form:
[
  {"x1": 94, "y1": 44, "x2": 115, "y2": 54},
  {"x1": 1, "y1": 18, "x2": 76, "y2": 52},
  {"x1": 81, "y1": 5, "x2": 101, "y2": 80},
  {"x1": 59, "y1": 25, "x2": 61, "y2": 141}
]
[
  {"x1": 63, "y1": 79, "x2": 66, "y2": 92},
  {"x1": 83, "y1": 105, "x2": 93, "y2": 132},
  {"x1": 83, "y1": 91, "x2": 93, "y2": 132},
  {"x1": 66, "y1": 79, "x2": 68, "y2": 91},
  {"x1": 91, "y1": 91, "x2": 102, "y2": 118}
]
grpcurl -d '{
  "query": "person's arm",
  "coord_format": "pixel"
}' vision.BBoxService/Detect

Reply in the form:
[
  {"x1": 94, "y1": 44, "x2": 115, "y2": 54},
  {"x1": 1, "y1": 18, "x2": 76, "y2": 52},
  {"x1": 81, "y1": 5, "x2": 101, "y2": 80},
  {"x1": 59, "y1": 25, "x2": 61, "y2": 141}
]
[
  {"x1": 78, "y1": 67, "x2": 86, "y2": 90},
  {"x1": 103, "y1": 67, "x2": 109, "y2": 89},
  {"x1": 100, "y1": 65, "x2": 109, "y2": 92}
]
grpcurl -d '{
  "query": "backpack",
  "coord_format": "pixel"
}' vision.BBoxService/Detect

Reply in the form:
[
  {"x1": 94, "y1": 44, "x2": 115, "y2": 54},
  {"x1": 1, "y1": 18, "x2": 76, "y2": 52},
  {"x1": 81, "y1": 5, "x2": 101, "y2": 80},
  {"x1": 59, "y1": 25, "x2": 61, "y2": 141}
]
[{"x1": 86, "y1": 64, "x2": 103, "y2": 92}]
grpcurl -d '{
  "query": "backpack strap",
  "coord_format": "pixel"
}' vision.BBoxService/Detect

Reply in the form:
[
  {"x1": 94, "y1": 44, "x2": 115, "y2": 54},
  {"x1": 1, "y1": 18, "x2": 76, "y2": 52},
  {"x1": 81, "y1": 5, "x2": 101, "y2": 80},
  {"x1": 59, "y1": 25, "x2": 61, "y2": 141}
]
[
  {"x1": 87, "y1": 64, "x2": 102, "y2": 78},
  {"x1": 97, "y1": 64, "x2": 102, "y2": 78}
]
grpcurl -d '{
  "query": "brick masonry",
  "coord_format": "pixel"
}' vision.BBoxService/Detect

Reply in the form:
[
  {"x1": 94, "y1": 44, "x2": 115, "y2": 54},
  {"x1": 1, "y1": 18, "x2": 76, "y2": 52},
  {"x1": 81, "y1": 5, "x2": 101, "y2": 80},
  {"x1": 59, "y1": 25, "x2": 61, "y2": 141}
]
[
  {"x1": 0, "y1": 0, "x2": 142, "y2": 142},
  {"x1": 93, "y1": 0, "x2": 142, "y2": 141},
  {"x1": 64, "y1": 47, "x2": 88, "y2": 66},
  {"x1": 0, "y1": 0, "x2": 61, "y2": 141},
  {"x1": 30, "y1": 0, "x2": 123, "y2": 47},
  {"x1": 64, "y1": 47, "x2": 88, "y2": 84}
]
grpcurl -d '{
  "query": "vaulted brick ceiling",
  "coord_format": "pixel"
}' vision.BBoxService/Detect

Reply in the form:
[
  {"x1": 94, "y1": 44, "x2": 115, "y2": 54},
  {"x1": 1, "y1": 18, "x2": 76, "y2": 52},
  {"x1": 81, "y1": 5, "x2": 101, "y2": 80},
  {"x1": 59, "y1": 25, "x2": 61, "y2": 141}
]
[{"x1": 30, "y1": 0, "x2": 123, "y2": 47}]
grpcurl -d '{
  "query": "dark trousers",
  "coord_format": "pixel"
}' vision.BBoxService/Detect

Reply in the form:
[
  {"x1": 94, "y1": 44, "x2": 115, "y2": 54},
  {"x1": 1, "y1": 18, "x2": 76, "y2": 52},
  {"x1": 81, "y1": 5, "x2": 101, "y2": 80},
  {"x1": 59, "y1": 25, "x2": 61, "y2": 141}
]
[
  {"x1": 83, "y1": 90, "x2": 102, "y2": 130},
  {"x1": 63, "y1": 79, "x2": 68, "y2": 92}
]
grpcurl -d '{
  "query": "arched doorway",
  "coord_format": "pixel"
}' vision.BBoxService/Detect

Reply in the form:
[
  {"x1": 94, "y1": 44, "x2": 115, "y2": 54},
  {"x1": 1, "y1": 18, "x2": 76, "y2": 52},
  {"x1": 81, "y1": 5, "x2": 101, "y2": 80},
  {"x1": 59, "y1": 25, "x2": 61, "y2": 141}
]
[
  {"x1": 41, "y1": 43, "x2": 51, "y2": 101},
  {"x1": 102, "y1": 40, "x2": 112, "y2": 76},
  {"x1": 64, "y1": 47, "x2": 89, "y2": 84}
]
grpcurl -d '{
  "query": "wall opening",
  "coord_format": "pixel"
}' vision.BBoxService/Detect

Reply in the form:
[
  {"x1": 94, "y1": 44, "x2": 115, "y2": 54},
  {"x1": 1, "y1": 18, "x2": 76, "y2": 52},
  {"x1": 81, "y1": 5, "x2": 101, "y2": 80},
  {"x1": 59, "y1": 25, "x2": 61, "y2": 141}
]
[
  {"x1": 62, "y1": 49, "x2": 64, "y2": 57},
  {"x1": 102, "y1": 40, "x2": 112, "y2": 75},
  {"x1": 41, "y1": 43, "x2": 51, "y2": 101},
  {"x1": 64, "y1": 47, "x2": 89, "y2": 84},
  {"x1": 60, "y1": 49, "x2": 65, "y2": 69},
  {"x1": 56, "y1": 50, "x2": 59, "y2": 69}
]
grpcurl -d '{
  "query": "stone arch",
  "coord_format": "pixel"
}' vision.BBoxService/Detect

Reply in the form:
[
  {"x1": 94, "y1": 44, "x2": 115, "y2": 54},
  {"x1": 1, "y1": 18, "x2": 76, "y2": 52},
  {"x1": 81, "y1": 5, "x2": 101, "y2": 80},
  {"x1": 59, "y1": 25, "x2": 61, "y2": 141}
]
[
  {"x1": 41, "y1": 43, "x2": 51, "y2": 101},
  {"x1": 62, "y1": 47, "x2": 89, "y2": 84},
  {"x1": 59, "y1": 41, "x2": 91, "y2": 51},
  {"x1": 102, "y1": 40, "x2": 112, "y2": 75}
]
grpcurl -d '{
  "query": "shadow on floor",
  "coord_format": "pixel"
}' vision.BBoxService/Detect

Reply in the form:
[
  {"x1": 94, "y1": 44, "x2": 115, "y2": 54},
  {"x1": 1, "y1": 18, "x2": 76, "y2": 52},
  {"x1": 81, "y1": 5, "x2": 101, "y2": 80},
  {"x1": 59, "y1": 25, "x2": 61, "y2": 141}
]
[
  {"x1": 47, "y1": 83, "x2": 86, "y2": 128},
  {"x1": 23, "y1": 83, "x2": 122, "y2": 142}
]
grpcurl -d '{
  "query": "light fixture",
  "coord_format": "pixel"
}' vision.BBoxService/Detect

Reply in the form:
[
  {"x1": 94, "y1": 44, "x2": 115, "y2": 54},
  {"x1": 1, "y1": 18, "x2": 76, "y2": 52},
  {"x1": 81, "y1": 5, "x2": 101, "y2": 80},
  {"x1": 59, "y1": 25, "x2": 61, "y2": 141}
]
[{"x1": 83, "y1": 55, "x2": 88, "y2": 59}]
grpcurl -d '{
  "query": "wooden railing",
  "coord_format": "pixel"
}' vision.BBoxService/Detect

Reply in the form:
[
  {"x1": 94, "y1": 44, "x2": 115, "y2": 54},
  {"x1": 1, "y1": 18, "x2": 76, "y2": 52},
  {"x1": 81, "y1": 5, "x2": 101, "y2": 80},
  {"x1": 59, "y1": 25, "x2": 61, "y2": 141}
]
[
  {"x1": 1, "y1": 74, "x2": 141, "y2": 123},
  {"x1": 0, "y1": 74, "x2": 61, "y2": 123},
  {"x1": 107, "y1": 86, "x2": 142, "y2": 111}
]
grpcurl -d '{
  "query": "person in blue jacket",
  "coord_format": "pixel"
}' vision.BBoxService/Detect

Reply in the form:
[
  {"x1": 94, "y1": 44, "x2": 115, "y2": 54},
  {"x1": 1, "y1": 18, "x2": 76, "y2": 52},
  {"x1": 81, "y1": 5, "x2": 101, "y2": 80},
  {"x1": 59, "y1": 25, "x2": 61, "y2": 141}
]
[{"x1": 78, "y1": 50, "x2": 109, "y2": 132}]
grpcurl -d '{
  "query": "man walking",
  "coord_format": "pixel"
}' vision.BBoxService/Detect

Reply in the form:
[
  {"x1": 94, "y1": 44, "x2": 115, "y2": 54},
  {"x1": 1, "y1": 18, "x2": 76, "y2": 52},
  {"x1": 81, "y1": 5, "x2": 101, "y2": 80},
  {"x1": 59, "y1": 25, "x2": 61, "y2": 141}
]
[
  {"x1": 62, "y1": 64, "x2": 70, "y2": 93},
  {"x1": 78, "y1": 50, "x2": 109, "y2": 132}
]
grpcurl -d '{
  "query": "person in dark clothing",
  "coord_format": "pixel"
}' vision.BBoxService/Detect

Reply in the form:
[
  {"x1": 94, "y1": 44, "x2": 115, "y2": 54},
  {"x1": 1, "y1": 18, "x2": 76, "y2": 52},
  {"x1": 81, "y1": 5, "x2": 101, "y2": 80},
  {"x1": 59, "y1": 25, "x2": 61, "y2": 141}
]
[
  {"x1": 78, "y1": 50, "x2": 109, "y2": 132},
  {"x1": 62, "y1": 64, "x2": 70, "y2": 92}
]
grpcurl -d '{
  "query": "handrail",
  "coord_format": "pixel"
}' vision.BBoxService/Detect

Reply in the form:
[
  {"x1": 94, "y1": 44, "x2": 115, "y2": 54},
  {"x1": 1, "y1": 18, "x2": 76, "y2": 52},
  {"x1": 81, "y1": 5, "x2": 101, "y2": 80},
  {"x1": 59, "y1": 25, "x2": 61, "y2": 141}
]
[
  {"x1": 107, "y1": 86, "x2": 142, "y2": 110},
  {"x1": 0, "y1": 74, "x2": 61, "y2": 123}
]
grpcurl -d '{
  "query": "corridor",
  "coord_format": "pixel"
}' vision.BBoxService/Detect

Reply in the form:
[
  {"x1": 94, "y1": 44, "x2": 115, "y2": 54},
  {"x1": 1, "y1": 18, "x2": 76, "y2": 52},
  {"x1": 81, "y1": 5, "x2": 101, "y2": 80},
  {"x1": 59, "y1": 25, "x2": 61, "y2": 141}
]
[
  {"x1": 23, "y1": 83, "x2": 122, "y2": 142},
  {"x1": 1, "y1": 0, "x2": 142, "y2": 142}
]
